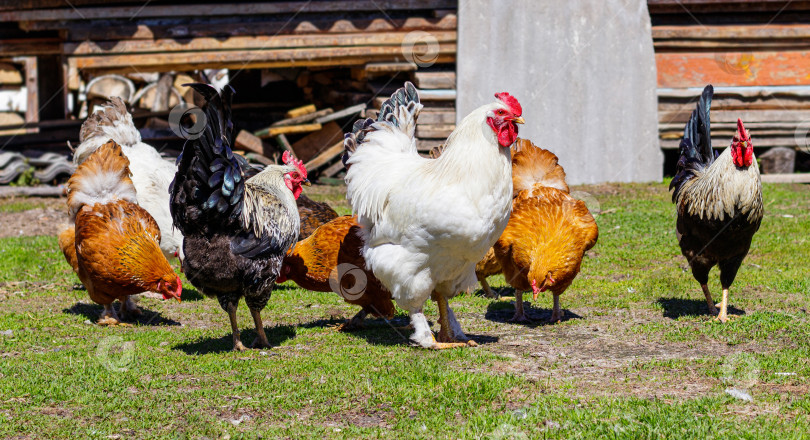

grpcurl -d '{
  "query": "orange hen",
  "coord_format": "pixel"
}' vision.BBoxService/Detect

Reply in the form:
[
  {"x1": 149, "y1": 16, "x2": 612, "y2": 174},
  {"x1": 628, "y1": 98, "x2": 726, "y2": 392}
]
[
  {"x1": 279, "y1": 215, "x2": 395, "y2": 329},
  {"x1": 493, "y1": 139, "x2": 598, "y2": 323},
  {"x1": 58, "y1": 140, "x2": 182, "y2": 325}
]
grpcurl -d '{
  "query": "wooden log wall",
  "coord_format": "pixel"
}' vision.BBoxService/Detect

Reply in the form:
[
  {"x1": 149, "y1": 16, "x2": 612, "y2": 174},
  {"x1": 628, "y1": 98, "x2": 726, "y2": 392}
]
[{"x1": 649, "y1": 0, "x2": 810, "y2": 159}]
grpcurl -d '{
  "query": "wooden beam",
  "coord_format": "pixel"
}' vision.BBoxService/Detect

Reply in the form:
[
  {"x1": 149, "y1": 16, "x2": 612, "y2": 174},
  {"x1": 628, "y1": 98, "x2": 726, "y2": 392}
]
[
  {"x1": 412, "y1": 71, "x2": 455, "y2": 89},
  {"x1": 64, "y1": 31, "x2": 457, "y2": 55},
  {"x1": 304, "y1": 141, "x2": 344, "y2": 171},
  {"x1": 70, "y1": 46, "x2": 457, "y2": 73},
  {"x1": 255, "y1": 123, "x2": 322, "y2": 138},
  {"x1": 62, "y1": 15, "x2": 458, "y2": 41},
  {"x1": 1, "y1": 1, "x2": 457, "y2": 21},
  {"x1": 285, "y1": 104, "x2": 316, "y2": 119},
  {"x1": 761, "y1": 173, "x2": 810, "y2": 184},
  {"x1": 314, "y1": 103, "x2": 365, "y2": 124},
  {"x1": 656, "y1": 51, "x2": 810, "y2": 88}
]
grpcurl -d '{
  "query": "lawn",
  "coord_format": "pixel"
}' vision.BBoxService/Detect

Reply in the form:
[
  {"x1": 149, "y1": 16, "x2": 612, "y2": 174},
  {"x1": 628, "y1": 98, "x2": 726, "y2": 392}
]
[{"x1": 0, "y1": 181, "x2": 808, "y2": 439}]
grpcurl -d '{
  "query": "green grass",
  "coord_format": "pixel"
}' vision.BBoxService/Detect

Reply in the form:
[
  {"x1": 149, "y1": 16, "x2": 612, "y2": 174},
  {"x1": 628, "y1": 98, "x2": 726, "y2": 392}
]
[{"x1": 0, "y1": 181, "x2": 808, "y2": 439}]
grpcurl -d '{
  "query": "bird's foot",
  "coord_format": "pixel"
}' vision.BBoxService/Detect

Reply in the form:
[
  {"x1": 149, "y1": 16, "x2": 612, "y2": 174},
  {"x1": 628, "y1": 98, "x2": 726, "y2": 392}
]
[
  {"x1": 119, "y1": 299, "x2": 142, "y2": 322},
  {"x1": 427, "y1": 333, "x2": 468, "y2": 350},
  {"x1": 436, "y1": 329, "x2": 478, "y2": 347},
  {"x1": 333, "y1": 319, "x2": 365, "y2": 332},
  {"x1": 707, "y1": 305, "x2": 719, "y2": 316},
  {"x1": 233, "y1": 340, "x2": 248, "y2": 352},
  {"x1": 250, "y1": 336, "x2": 272, "y2": 349},
  {"x1": 96, "y1": 316, "x2": 122, "y2": 326},
  {"x1": 715, "y1": 313, "x2": 736, "y2": 323},
  {"x1": 549, "y1": 311, "x2": 563, "y2": 324},
  {"x1": 508, "y1": 312, "x2": 532, "y2": 323}
]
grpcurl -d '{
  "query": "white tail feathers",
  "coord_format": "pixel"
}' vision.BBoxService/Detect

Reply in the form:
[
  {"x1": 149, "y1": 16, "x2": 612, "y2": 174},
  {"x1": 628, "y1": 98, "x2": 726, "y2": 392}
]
[
  {"x1": 74, "y1": 97, "x2": 142, "y2": 165},
  {"x1": 66, "y1": 140, "x2": 138, "y2": 221}
]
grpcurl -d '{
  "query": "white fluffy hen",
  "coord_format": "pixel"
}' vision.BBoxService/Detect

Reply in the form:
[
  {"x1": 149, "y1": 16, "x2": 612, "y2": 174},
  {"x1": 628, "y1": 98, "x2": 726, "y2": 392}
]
[
  {"x1": 343, "y1": 82, "x2": 524, "y2": 349},
  {"x1": 73, "y1": 97, "x2": 183, "y2": 261}
]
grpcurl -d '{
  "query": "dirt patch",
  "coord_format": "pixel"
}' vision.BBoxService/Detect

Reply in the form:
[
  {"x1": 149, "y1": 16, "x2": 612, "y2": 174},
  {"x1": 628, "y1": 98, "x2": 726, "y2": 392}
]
[
  {"x1": 458, "y1": 308, "x2": 769, "y2": 400},
  {"x1": 0, "y1": 197, "x2": 68, "y2": 238}
]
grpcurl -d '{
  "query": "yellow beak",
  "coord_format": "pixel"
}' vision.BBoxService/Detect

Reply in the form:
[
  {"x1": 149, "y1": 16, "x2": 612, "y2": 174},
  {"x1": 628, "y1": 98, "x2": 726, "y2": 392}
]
[
  {"x1": 512, "y1": 117, "x2": 525, "y2": 124},
  {"x1": 302, "y1": 179, "x2": 311, "y2": 186}
]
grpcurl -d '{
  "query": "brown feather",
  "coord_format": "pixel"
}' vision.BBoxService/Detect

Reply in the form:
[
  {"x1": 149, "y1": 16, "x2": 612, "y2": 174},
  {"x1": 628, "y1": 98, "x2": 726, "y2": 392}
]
[
  {"x1": 494, "y1": 186, "x2": 598, "y2": 297},
  {"x1": 58, "y1": 226, "x2": 79, "y2": 275},
  {"x1": 511, "y1": 138, "x2": 569, "y2": 195},
  {"x1": 296, "y1": 194, "x2": 339, "y2": 240},
  {"x1": 282, "y1": 216, "x2": 395, "y2": 318}
]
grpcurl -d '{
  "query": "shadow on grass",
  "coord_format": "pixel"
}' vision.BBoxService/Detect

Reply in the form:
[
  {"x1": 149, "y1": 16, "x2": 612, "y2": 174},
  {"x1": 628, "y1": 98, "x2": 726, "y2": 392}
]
[
  {"x1": 484, "y1": 298, "x2": 582, "y2": 326},
  {"x1": 173, "y1": 324, "x2": 297, "y2": 355},
  {"x1": 63, "y1": 302, "x2": 181, "y2": 326},
  {"x1": 303, "y1": 313, "x2": 499, "y2": 347},
  {"x1": 657, "y1": 297, "x2": 745, "y2": 319}
]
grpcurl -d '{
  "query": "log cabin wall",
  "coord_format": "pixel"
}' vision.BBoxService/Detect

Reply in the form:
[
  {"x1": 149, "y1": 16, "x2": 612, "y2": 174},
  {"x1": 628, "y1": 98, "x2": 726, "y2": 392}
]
[{"x1": 649, "y1": 0, "x2": 810, "y2": 174}]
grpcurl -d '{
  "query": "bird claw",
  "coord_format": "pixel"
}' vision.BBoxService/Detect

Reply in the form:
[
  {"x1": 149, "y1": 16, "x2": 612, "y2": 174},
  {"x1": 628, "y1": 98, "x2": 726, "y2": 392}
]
[
  {"x1": 233, "y1": 341, "x2": 248, "y2": 352},
  {"x1": 508, "y1": 313, "x2": 532, "y2": 323},
  {"x1": 250, "y1": 337, "x2": 272, "y2": 349}
]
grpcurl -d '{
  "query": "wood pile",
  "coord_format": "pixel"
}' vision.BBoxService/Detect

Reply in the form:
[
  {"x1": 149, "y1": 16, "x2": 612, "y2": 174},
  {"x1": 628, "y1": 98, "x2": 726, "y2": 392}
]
[
  {"x1": 0, "y1": 0, "x2": 460, "y2": 182},
  {"x1": 649, "y1": 0, "x2": 810, "y2": 173}
]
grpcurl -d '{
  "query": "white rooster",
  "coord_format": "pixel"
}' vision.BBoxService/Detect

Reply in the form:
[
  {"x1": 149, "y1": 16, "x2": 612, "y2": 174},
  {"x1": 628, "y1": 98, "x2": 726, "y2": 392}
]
[
  {"x1": 73, "y1": 97, "x2": 183, "y2": 261},
  {"x1": 343, "y1": 82, "x2": 524, "y2": 349}
]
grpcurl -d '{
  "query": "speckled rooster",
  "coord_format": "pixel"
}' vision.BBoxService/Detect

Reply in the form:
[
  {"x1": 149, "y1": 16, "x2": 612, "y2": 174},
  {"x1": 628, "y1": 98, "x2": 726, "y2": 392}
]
[{"x1": 169, "y1": 84, "x2": 309, "y2": 351}]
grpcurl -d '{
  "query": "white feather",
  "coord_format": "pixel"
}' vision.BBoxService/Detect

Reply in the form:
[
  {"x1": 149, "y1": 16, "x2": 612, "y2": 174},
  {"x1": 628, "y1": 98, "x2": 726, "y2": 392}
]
[
  {"x1": 345, "y1": 101, "x2": 514, "y2": 313},
  {"x1": 73, "y1": 107, "x2": 183, "y2": 261}
]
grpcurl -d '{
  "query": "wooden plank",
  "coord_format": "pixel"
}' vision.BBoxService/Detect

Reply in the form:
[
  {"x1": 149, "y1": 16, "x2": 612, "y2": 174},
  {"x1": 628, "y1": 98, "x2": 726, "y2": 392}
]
[
  {"x1": 0, "y1": 1, "x2": 458, "y2": 21},
  {"x1": 271, "y1": 108, "x2": 333, "y2": 127},
  {"x1": 255, "y1": 123, "x2": 322, "y2": 138},
  {"x1": 418, "y1": 89, "x2": 457, "y2": 101},
  {"x1": 63, "y1": 15, "x2": 458, "y2": 41},
  {"x1": 761, "y1": 173, "x2": 810, "y2": 184},
  {"x1": 412, "y1": 71, "x2": 455, "y2": 89},
  {"x1": 653, "y1": 24, "x2": 810, "y2": 40},
  {"x1": 365, "y1": 62, "x2": 418, "y2": 73},
  {"x1": 321, "y1": 158, "x2": 346, "y2": 178},
  {"x1": 64, "y1": 31, "x2": 457, "y2": 55},
  {"x1": 0, "y1": 39, "x2": 61, "y2": 56},
  {"x1": 659, "y1": 109, "x2": 810, "y2": 124},
  {"x1": 314, "y1": 103, "x2": 365, "y2": 124},
  {"x1": 291, "y1": 122, "x2": 344, "y2": 162},
  {"x1": 275, "y1": 134, "x2": 295, "y2": 157},
  {"x1": 235, "y1": 130, "x2": 265, "y2": 155},
  {"x1": 23, "y1": 57, "x2": 37, "y2": 128},
  {"x1": 417, "y1": 110, "x2": 455, "y2": 125},
  {"x1": 286, "y1": 104, "x2": 316, "y2": 119},
  {"x1": 656, "y1": 51, "x2": 810, "y2": 88},
  {"x1": 0, "y1": 62, "x2": 22, "y2": 85},
  {"x1": 416, "y1": 124, "x2": 454, "y2": 139},
  {"x1": 304, "y1": 141, "x2": 344, "y2": 171},
  {"x1": 70, "y1": 52, "x2": 457, "y2": 75}
]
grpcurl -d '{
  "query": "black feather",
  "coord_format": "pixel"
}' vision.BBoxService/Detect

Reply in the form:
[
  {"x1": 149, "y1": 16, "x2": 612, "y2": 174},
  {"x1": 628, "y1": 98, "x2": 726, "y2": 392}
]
[{"x1": 670, "y1": 85, "x2": 715, "y2": 202}]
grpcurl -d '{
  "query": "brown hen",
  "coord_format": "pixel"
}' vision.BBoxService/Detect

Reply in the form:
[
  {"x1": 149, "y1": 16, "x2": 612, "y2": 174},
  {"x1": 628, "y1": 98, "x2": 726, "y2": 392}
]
[
  {"x1": 58, "y1": 140, "x2": 182, "y2": 325},
  {"x1": 493, "y1": 139, "x2": 598, "y2": 323},
  {"x1": 278, "y1": 215, "x2": 395, "y2": 330},
  {"x1": 296, "y1": 194, "x2": 339, "y2": 240}
]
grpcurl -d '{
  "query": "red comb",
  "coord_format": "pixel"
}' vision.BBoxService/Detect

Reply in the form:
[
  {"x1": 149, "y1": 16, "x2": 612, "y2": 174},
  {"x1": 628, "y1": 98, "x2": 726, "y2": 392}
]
[
  {"x1": 282, "y1": 151, "x2": 307, "y2": 178},
  {"x1": 494, "y1": 92, "x2": 522, "y2": 116}
]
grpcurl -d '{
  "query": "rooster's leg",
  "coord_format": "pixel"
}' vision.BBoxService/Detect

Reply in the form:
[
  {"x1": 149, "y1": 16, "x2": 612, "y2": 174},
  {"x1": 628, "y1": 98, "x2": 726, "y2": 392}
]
[
  {"x1": 226, "y1": 302, "x2": 247, "y2": 352},
  {"x1": 716, "y1": 288, "x2": 732, "y2": 323},
  {"x1": 509, "y1": 291, "x2": 531, "y2": 323},
  {"x1": 249, "y1": 309, "x2": 272, "y2": 349},
  {"x1": 97, "y1": 303, "x2": 122, "y2": 326},
  {"x1": 549, "y1": 294, "x2": 563, "y2": 323},
  {"x1": 701, "y1": 284, "x2": 719, "y2": 316},
  {"x1": 435, "y1": 294, "x2": 476, "y2": 347}
]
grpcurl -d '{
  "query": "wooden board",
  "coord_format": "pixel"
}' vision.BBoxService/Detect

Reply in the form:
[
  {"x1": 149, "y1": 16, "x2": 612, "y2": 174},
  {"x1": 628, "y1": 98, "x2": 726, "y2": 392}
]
[
  {"x1": 290, "y1": 121, "x2": 344, "y2": 163},
  {"x1": 656, "y1": 51, "x2": 810, "y2": 88},
  {"x1": 255, "y1": 123, "x2": 322, "y2": 138},
  {"x1": 64, "y1": 31, "x2": 457, "y2": 55},
  {"x1": 416, "y1": 124, "x2": 454, "y2": 139},
  {"x1": 304, "y1": 141, "x2": 344, "y2": 171},
  {"x1": 286, "y1": 104, "x2": 316, "y2": 119},
  {"x1": 70, "y1": 51, "x2": 456, "y2": 75},
  {"x1": 0, "y1": 63, "x2": 22, "y2": 85},
  {"x1": 412, "y1": 71, "x2": 455, "y2": 89},
  {"x1": 1, "y1": 1, "x2": 458, "y2": 21}
]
